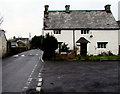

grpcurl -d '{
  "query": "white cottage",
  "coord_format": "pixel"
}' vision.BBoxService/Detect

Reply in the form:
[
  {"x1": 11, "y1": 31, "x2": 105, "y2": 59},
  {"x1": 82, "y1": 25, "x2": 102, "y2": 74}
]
[
  {"x1": 0, "y1": 29, "x2": 7, "y2": 57},
  {"x1": 43, "y1": 5, "x2": 120, "y2": 55}
]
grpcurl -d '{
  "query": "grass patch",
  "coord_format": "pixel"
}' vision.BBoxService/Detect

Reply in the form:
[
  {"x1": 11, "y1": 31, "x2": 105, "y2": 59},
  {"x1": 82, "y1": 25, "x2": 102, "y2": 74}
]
[{"x1": 54, "y1": 55, "x2": 120, "y2": 61}]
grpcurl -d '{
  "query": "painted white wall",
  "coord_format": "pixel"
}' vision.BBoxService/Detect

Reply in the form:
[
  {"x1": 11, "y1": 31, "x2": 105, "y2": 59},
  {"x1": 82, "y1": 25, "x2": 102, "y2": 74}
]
[
  {"x1": 44, "y1": 30, "x2": 74, "y2": 50},
  {"x1": 0, "y1": 31, "x2": 7, "y2": 57},
  {"x1": 118, "y1": 30, "x2": 120, "y2": 45},
  {"x1": 44, "y1": 29, "x2": 119, "y2": 55}
]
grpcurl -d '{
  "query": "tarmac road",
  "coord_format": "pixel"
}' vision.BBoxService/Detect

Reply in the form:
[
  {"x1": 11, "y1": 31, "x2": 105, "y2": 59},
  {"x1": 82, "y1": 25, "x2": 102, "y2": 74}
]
[
  {"x1": 41, "y1": 61, "x2": 119, "y2": 93},
  {"x1": 2, "y1": 49, "x2": 44, "y2": 93}
]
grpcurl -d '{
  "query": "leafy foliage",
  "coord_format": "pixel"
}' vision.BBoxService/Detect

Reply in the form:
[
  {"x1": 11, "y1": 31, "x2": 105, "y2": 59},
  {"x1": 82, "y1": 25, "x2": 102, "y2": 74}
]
[
  {"x1": 60, "y1": 43, "x2": 70, "y2": 52},
  {"x1": 30, "y1": 35, "x2": 44, "y2": 49},
  {"x1": 42, "y1": 34, "x2": 58, "y2": 60},
  {"x1": 98, "y1": 51, "x2": 114, "y2": 56}
]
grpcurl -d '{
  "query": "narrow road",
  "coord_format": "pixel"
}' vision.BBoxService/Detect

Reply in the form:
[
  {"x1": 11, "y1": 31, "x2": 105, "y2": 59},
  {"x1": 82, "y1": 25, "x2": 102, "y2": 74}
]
[{"x1": 2, "y1": 49, "x2": 43, "y2": 93}]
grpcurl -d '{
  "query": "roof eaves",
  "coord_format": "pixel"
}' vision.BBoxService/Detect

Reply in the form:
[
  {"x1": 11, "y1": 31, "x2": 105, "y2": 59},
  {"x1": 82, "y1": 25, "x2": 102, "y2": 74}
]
[{"x1": 44, "y1": 28, "x2": 120, "y2": 30}]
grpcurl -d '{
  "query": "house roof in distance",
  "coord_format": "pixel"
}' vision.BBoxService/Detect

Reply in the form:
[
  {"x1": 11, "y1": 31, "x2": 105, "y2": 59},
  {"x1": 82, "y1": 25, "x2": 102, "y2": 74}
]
[{"x1": 44, "y1": 5, "x2": 119, "y2": 30}]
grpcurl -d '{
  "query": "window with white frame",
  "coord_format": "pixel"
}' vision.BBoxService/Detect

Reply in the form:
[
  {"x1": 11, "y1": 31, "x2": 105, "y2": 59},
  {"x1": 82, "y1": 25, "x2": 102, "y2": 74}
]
[
  {"x1": 81, "y1": 29, "x2": 89, "y2": 34},
  {"x1": 97, "y1": 42, "x2": 108, "y2": 48},
  {"x1": 53, "y1": 30, "x2": 61, "y2": 34}
]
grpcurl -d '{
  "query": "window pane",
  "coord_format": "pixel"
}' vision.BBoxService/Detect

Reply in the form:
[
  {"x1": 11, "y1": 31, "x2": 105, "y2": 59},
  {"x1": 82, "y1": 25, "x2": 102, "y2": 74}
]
[
  {"x1": 54, "y1": 30, "x2": 61, "y2": 34},
  {"x1": 81, "y1": 30, "x2": 83, "y2": 34},
  {"x1": 97, "y1": 42, "x2": 108, "y2": 48}
]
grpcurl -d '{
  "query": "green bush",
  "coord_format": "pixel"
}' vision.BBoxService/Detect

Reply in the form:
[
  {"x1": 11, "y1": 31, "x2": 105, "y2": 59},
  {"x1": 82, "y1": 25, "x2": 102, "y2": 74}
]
[
  {"x1": 60, "y1": 43, "x2": 70, "y2": 53},
  {"x1": 42, "y1": 34, "x2": 58, "y2": 60}
]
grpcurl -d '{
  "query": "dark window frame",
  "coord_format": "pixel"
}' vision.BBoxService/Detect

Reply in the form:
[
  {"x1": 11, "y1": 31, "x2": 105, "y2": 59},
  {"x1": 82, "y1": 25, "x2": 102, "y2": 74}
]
[
  {"x1": 97, "y1": 42, "x2": 108, "y2": 48},
  {"x1": 54, "y1": 30, "x2": 61, "y2": 34},
  {"x1": 81, "y1": 29, "x2": 89, "y2": 34}
]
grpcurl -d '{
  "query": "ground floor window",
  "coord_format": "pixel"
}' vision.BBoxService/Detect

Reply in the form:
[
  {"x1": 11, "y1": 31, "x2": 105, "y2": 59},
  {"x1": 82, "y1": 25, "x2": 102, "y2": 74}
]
[{"x1": 97, "y1": 42, "x2": 108, "y2": 48}]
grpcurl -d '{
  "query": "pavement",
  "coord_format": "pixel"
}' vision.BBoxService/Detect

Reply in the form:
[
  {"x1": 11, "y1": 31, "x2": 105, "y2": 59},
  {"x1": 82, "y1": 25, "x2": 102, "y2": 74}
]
[
  {"x1": 41, "y1": 61, "x2": 120, "y2": 93},
  {"x1": 2, "y1": 49, "x2": 44, "y2": 93}
]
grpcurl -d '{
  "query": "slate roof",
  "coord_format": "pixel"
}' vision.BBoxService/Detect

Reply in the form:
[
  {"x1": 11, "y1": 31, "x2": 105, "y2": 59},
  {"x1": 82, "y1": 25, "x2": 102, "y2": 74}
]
[{"x1": 44, "y1": 10, "x2": 119, "y2": 30}]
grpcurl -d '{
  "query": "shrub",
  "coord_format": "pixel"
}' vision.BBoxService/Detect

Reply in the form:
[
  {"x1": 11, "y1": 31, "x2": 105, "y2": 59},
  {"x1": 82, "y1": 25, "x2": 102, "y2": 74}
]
[
  {"x1": 42, "y1": 34, "x2": 58, "y2": 60},
  {"x1": 60, "y1": 43, "x2": 70, "y2": 53},
  {"x1": 98, "y1": 51, "x2": 114, "y2": 56}
]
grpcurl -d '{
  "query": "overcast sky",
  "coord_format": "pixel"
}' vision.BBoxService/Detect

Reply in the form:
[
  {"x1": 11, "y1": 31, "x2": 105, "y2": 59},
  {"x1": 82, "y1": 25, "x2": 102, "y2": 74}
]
[{"x1": 0, "y1": 0, "x2": 120, "y2": 39}]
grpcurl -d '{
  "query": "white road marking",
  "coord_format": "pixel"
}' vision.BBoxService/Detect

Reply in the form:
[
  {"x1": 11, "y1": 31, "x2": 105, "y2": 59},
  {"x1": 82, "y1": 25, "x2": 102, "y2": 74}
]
[
  {"x1": 36, "y1": 87, "x2": 41, "y2": 92},
  {"x1": 29, "y1": 54, "x2": 33, "y2": 56},
  {"x1": 37, "y1": 82, "x2": 42, "y2": 86},
  {"x1": 21, "y1": 55, "x2": 25, "y2": 57},
  {"x1": 26, "y1": 82, "x2": 30, "y2": 86},
  {"x1": 38, "y1": 73, "x2": 41, "y2": 77},
  {"x1": 24, "y1": 86, "x2": 28, "y2": 88},
  {"x1": 22, "y1": 51, "x2": 44, "y2": 92},
  {"x1": 22, "y1": 86, "x2": 28, "y2": 91},
  {"x1": 28, "y1": 78, "x2": 32, "y2": 82},
  {"x1": 38, "y1": 78, "x2": 42, "y2": 82},
  {"x1": 29, "y1": 74, "x2": 32, "y2": 78},
  {"x1": 13, "y1": 55, "x2": 19, "y2": 57},
  {"x1": 40, "y1": 66, "x2": 43, "y2": 72}
]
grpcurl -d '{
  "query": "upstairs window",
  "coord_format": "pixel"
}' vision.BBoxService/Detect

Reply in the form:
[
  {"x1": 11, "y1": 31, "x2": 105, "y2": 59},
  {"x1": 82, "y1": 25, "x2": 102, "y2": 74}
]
[
  {"x1": 54, "y1": 30, "x2": 61, "y2": 34},
  {"x1": 97, "y1": 42, "x2": 108, "y2": 48},
  {"x1": 81, "y1": 30, "x2": 89, "y2": 34}
]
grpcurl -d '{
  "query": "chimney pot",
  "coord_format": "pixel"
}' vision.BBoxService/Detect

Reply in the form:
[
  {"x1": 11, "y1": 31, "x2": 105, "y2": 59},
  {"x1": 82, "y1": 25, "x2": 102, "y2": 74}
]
[
  {"x1": 105, "y1": 5, "x2": 111, "y2": 13},
  {"x1": 44, "y1": 5, "x2": 49, "y2": 12},
  {"x1": 65, "y1": 5, "x2": 70, "y2": 12},
  {"x1": 44, "y1": 5, "x2": 49, "y2": 18}
]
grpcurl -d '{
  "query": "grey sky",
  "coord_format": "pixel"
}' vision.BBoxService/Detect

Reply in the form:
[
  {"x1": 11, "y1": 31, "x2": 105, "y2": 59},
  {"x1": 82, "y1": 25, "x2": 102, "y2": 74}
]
[{"x1": 0, "y1": 0, "x2": 119, "y2": 39}]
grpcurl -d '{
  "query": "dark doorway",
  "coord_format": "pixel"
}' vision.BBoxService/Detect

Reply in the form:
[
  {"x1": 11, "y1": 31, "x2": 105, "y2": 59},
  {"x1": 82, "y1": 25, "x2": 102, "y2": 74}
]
[
  {"x1": 76, "y1": 37, "x2": 90, "y2": 56},
  {"x1": 80, "y1": 43, "x2": 87, "y2": 55}
]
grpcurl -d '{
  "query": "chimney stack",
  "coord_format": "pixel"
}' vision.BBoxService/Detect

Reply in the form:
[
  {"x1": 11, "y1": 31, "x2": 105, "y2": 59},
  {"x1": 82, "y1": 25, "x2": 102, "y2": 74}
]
[
  {"x1": 65, "y1": 5, "x2": 70, "y2": 13},
  {"x1": 44, "y1": 5, "x2": 49, "y2": 18},
  {"x1": 44, "y1": 5, "x2": 49, "y2": 12},
  {"x1": 105, "y1": 5, "x2": 111, "y2": 13}
]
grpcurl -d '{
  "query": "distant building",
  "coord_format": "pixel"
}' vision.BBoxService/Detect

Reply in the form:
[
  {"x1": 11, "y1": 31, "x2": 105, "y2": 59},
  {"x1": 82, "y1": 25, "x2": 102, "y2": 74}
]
[
  {"x1": 0, "y1": 29, "x2": 7, "y2": 57},
  {"x1": 43, "y1": 5, "x2": 120, "y2": 55},
  {"x1": 10, "y1": 37, "x2": 29, "y2": 48}
]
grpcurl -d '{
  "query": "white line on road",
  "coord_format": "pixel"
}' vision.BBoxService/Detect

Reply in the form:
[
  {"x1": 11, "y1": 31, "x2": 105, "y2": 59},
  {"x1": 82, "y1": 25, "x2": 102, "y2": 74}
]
[
  {"x1": 36, "y1": 87, "x2": 41, "y2": 92},
  {"x1": 37, "y1": 82, "x2": 42, "y2": 87},
  {"x1": 21, "y1": 55, "x2": 25, "y2": 57},
  {"x1": 13, "y1": 55, "x2": 19, "y2": 57},
  {"x1": 28, "y1": 78, "x2": 32, "y2": 82},
  {"x1": 38, "y1": 78, "x2": 42, "y2": 82}
]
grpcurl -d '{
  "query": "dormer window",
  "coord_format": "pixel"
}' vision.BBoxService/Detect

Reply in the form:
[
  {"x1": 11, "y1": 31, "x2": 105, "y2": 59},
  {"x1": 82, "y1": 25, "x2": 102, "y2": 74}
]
[
  {"x1": 54, "y1": 30, "x2": 61, "y2": 34},
  {"x1": 81, "y1": 30, "x2": 89, "y2": 34}
]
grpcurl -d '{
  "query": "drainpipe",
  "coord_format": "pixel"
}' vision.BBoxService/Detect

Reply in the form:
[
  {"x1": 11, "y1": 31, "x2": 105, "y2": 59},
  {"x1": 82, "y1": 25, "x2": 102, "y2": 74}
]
[{"x1": 73, "y1": 30, "x2": 76, "y2": 55}]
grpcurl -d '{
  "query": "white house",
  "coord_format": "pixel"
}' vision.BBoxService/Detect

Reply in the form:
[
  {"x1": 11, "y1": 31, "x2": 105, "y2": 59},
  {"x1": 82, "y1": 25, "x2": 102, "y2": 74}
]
[
  {"x1": 43, "y1": 5, "x2": 120, "y2": 55},
  {"x1": 0, "y1": 29, "x2": 7, "y2": 57}
]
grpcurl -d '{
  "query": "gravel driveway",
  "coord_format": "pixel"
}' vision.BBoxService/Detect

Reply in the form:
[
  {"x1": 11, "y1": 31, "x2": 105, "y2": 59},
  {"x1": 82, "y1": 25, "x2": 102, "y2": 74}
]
[{"x1": 41, "y1": 61, "x2": 119, "y2": 93}]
